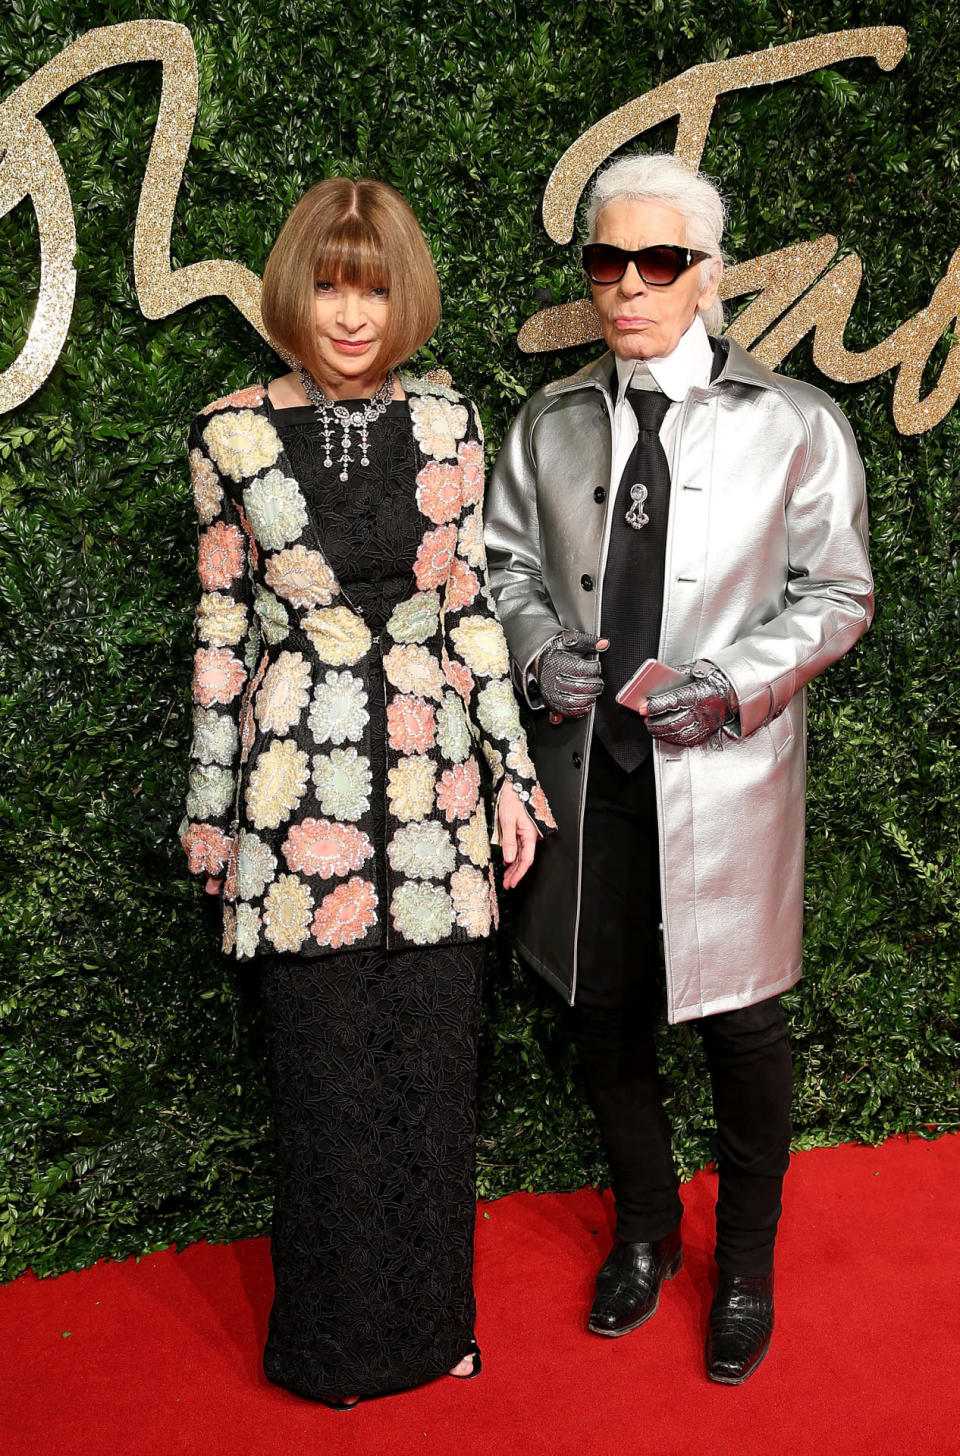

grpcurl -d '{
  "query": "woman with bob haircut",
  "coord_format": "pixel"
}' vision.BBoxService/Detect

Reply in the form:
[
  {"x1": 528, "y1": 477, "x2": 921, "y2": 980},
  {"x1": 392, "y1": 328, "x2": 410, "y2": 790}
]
[{"x1": 180, "y1": 177, "x2": 554, "y2": 1406}]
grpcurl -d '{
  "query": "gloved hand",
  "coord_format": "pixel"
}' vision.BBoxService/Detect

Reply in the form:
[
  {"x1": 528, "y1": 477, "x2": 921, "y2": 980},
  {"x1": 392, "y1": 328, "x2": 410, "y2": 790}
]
[
  {"x1": 535, "y1": 630, "x2": 608, "y2": 717},
  {"x1": 645, "y1": 660, "x2": 738, "y2": 747}
]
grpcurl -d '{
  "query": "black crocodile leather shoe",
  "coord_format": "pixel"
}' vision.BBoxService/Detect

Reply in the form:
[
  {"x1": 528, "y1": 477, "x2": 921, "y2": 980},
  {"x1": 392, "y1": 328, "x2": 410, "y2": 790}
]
[
  {"x1": 706, "y1": 1272, "x2": 774, "y2": 1384},
  {"x1": 587, "y1": 1225, "x2": 682, "y2": 1336}
]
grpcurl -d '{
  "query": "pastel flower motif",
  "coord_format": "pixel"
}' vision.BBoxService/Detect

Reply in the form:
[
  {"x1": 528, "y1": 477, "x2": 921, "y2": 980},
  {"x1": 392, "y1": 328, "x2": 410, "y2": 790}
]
[
  {"x1": 457, "y1": 507, "x2": 487, "y2": 568},
  {"x1": 386, "y1": 755, "x2": 436, "y2": 822},
  {"x1": 506, "y1": 741, "x2": 537, "y2": 779},
  {"x1": 307, "y1": 670, "x2": 368, "y2": 746},
  {"x1": 311, "y1": 876, "x2": 378, "y2": 949},
  {"x1": 302, "y1": 605, "x2": 372, "y2": 665},
  {"x1": 436, "y1": 759, "x2": 481, "y2": 823},
  {"x1": 450, "y1": 864, "x2": 492, "y2": 937},
  {"x1": 476, "y1": 679, "x2": 523, "y2": 740},
  {"x1": 386, "y1": 694, "x2": 436, "y2": 754},
  {"x1": 236, "y1": 830, "x2": 278, "y2": 900},
  {"x1": 189, "y1": 449, "x2": 222, "y2": 525},
  {"x1": 191, "y1": 706, "x2": 239, "y2": 766},
  {"x1": 235, "y1": 902, "x2": 261, "y2": 958},
  {"x1": 243, "y1": 619, "x2": 261, "y2": 671},
  {"x1": 457, "y1": 806, "x2": 491, "y2": 867},
  {"x1": 198, "y1": 521, "x2": 246, "y2": 591},
  {"x1": 202, "y1": 409, "x2": 281, "y2": 482},
  {"x1": 196, "y1": 591, "x2": 248, "y2": 647},
  {"x1": 246, "y1": 739, "x2": 310, "y2": 830},
  {"x1": 283, "y1": 818, "x2": 373, "y2": 878},
  {"x1": 457, "y1": 439, "x2": 484, "y2": 505},
  {"x1": 413, "y1": 525, "x2": 457, "y2": 590},
  {"x1": 385, "y1": 591, "x2": 440, "y2": 644},
  {"x1": 181, "y1": 821, "x2": 233, "y2": 875},
  {"x1": 235, "y1": 500, "x2": 260, "y2": 571},
  {"x1": 390, "y1": 881, "x2": 454, "y2": 944},
  {"x1": 409, "y1": 395, "x2": 469, "y2": 460},
  {"x1": 253, "y1": 585, "x2": 290, "y2": 645},
  {"x1": 263, "y1": 873, "x2": 313, "y2": 953},
  {"x1": 221, "y1": 904, "x2": 236, "y2": 955},
  {"x1": 415, "y1": 460, "x2": 463, "y2": 523},
  {"x1": 186, "y1": 763, "x2": 235, "y2": 821},
  {"x1": 445, "y1": 558, "x2": 480, "y2": 611},
  {"x1": 255, "y1": 651, "x2": 312, "y2": 734},
  {"x1": 194, "y1": 646, "x2": 246, "y2": 706},
  {"x1": 240, "y1": 655, "x2": 268, "y2": 758},
  {"x1": 488, "y1": 863, "x2": 500, "y2": 931},
  {"x1": 223, "y1": 833, "x2": 239, "y2": 901},
  {"x1": 482, "y1": 741, "x2": 504, "y2": 779},
  {"x1": 387, "y1": 821, "x2": 457, "y2": 880},
  {"x1": 265, "y1": 545, "x2": 339, "y2": 609},
  {"x1": 442, "y1": 651, "x2": 475, "y2": 703},
  {"x1": 383, "y1": 643, "x2": 446, "y2": 701},
  {"x1": 240, "y1": 697, "x2": 256, "y2": 757},
  {"x1": 312, "y1": 746, "x2": 372, "y2": 822},
  {"x1": 437, "y1": 693, "x2": 471, "y2": 763},
  {"x1": 243, "y1": 470, "x2": 308, "y2": 550},
  {"x1": 450, "y1": 616, "x2": 510, "y2": 678},
  {"x1": 200, "y1": 384, "x2": 268, "y2": 415},
  {"x1": 530, "y1": 783, "x2": 557, "y2": 830}
]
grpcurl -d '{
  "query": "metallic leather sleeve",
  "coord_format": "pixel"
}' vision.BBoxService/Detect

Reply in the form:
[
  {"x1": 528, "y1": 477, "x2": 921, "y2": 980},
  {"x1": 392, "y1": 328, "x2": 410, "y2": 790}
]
[
  {"x1": 485, "y1": 397, "x2": 566, "y2": 706},
  {"x1": 706, "y1": 382, "x2": 873, "y2": 738}
]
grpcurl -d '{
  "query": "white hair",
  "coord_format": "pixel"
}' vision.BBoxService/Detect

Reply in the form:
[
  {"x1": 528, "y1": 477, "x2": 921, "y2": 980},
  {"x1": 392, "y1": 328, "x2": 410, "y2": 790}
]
[{"x1": 586, "y1": 152, "x2": 727, "y2": 335}]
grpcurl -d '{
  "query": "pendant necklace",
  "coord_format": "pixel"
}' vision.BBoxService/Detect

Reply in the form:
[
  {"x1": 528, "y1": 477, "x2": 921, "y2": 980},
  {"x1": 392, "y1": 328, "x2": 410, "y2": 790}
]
[{"x1": 299, "y1": 365, "x2": 396, "y2": 482}]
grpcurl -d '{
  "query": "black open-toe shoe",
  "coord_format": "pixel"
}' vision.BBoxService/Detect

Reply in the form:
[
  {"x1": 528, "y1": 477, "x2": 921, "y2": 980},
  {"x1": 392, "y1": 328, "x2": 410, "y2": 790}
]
[
  {"x1": 320, "y1": 1395, "x2": 361, "y2": 1411},
  {"x1": 446, "y1": 1339, "x2": 482, "y2": 1380}
]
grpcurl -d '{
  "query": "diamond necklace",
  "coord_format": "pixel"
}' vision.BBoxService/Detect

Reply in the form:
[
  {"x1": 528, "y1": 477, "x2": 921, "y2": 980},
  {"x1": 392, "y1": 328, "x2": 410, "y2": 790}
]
[{"x1": 299, "y1": 365, "x2": 396, "y2": 482}]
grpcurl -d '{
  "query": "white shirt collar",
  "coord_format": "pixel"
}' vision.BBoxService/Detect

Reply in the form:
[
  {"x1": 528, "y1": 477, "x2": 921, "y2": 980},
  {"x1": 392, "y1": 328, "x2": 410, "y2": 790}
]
[{"x1": 614, "y1": 314, "x2": 715, "y2": 403}]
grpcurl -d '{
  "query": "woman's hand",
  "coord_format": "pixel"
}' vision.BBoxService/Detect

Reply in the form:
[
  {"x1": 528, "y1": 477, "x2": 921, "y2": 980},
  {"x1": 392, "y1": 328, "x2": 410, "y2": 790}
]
[
  {"x1": 497, "y1": 780, "x2": 539, "y2": 890},
  {"x1": 205, "y1": 877, "x2": 222, "y2": 895}
]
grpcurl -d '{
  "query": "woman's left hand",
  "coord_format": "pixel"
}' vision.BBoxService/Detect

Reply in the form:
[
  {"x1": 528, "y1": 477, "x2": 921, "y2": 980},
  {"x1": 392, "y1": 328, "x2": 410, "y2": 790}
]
[{"x1": 497, "y1": 780, "x2": 540, "y2": 890}]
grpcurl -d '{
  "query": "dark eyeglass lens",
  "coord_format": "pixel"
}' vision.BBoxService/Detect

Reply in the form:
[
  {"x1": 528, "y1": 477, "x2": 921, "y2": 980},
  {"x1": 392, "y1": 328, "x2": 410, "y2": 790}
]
[
  {"x1": 639, "y1": 247, "x2": 682, "y2": 285},
  {"x1": 584, "y1": 244, "x2": 686, "y2": 285},
  {"x1": 584, "y1": 246, "x2": 625, "y2": 283}
]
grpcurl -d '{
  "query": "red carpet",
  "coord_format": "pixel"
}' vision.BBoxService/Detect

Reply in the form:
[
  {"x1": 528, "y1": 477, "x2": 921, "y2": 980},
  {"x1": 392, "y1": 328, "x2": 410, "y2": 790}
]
[{"x1": 3, "y1": 1134, "x2": 959, "y2": 1456}]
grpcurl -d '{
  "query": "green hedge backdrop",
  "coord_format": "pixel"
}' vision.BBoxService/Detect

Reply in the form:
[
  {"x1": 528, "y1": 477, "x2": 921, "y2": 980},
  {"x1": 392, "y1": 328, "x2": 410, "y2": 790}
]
[{"x1": 1, "y1": 0, "x2": 958, "y2": 1281}]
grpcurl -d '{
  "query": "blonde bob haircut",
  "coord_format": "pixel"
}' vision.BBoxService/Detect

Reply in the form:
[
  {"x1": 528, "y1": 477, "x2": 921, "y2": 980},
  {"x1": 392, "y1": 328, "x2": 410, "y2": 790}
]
[{"x1": 261, "y1": 178, "x2": 441, "y2": 381}]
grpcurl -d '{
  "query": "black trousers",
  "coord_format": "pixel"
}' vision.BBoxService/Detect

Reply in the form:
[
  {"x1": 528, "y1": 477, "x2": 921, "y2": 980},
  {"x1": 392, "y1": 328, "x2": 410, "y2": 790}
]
[{"x1": 573, "y1": 741, "x2": 793, "y2": 1278}]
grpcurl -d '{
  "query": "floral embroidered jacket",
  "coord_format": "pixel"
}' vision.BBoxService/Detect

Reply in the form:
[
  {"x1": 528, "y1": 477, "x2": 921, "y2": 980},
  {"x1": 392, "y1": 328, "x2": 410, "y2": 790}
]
[{"x1": 181, "y1": 375, "x2": 556, "y2": 960}]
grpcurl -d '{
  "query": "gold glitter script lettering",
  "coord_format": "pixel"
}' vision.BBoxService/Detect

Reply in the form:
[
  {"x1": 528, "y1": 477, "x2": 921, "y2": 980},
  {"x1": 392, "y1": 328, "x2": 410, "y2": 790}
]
[
  {"x1": 1, "y1": 22, "x2": 955, "y2": 433},
  {"x1": 519, "y1": 26, "x2": 960, "y2": 436},
  {"x1": 0, "y1": 20, "x2": 265, "y2": 415}
]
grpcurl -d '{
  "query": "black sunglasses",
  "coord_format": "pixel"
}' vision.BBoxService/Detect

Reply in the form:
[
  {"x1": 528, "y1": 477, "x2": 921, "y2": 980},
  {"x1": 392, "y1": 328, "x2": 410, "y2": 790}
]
[{"x1": 581, "y1": 242, "x2": 711, "y2": 287}]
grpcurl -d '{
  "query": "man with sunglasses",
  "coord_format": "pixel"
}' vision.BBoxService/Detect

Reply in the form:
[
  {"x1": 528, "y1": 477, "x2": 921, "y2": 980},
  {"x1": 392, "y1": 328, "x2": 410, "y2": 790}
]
[{"x1": 485, "y1": 152, "x2": 872, "y2": 1384}]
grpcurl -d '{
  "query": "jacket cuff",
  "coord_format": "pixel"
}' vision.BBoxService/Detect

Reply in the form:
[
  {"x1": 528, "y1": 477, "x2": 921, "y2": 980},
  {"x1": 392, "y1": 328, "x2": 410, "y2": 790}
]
[
  {"x1": 518, "y1": 632, "x2": 561, "y2": 710},
  {"x1": 707, "y1": 648, "x2": 792, "y2": 739}
]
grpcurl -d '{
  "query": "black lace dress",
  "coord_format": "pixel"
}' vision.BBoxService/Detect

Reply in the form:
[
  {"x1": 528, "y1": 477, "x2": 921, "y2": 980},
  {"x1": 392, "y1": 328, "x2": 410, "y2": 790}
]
[{"x1": 258, "y1": 399, "x2": 484, "y2": 1401}]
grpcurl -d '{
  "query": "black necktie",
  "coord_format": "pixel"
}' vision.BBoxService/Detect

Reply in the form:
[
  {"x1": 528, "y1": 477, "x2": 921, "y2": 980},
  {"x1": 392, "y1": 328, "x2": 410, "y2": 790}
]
[{"x1": 594, "y1": 387, "x2": 672, "y2": 773}]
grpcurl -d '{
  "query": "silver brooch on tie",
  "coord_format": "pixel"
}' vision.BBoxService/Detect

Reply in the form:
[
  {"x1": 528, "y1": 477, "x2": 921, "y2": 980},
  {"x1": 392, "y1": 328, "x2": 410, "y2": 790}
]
[{"x1": 625, "y1": 483, "x2": 649, "y2": 530}]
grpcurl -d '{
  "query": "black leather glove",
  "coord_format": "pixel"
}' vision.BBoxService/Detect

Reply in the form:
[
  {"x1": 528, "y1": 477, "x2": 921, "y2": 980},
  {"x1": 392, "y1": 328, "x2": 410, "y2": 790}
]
[
  {"x1": 535, "y1": 630, "x2": 607, "y2": 717},
  {"x1": 645, "y1": 660, "x2": 737, "y2": 747}
]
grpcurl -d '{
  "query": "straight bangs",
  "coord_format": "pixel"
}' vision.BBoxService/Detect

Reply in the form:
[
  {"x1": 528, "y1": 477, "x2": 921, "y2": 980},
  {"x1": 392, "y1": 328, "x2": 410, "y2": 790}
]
[
  {"x1": 261, "y1": 178, "x2": 441, "y2": 383},
  {"x1": 311, "y1": 213, "x2": 391, "y2": 292}
]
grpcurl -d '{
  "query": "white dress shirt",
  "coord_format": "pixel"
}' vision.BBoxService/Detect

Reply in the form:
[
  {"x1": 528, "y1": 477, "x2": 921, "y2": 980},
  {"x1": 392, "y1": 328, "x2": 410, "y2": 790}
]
[{"x1": 611, "y1": 313, "x2": 715, "y2": 487}]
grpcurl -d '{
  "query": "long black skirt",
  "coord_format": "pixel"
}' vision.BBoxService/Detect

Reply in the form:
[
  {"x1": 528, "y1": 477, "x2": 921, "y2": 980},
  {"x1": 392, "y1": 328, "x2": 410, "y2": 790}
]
[{"x1": 258, "y1": 940, "x2": 485, "y2": 1400}]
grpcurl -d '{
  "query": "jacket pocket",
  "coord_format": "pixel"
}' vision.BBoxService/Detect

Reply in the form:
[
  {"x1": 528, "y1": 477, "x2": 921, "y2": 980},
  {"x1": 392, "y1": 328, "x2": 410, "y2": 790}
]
[{"x1": 766, "y1": 706, "x2": 795, "y2": 759}]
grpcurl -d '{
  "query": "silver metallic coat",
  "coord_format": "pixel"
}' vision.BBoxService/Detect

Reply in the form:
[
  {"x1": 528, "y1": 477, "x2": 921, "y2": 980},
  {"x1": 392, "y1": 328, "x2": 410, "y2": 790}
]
[{"x1": 485, "y1": 341, "x2": 873, "y2": 1023}]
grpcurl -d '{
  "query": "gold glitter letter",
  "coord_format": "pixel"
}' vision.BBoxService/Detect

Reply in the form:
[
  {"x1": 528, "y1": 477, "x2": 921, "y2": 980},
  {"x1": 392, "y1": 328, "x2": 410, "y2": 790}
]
[
  {"x1": 0, "y1": 21, "x2": 265, "y2": 415},
  {"x1": 518, "y1": 27, "x2": 908, "y2": 356}
]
